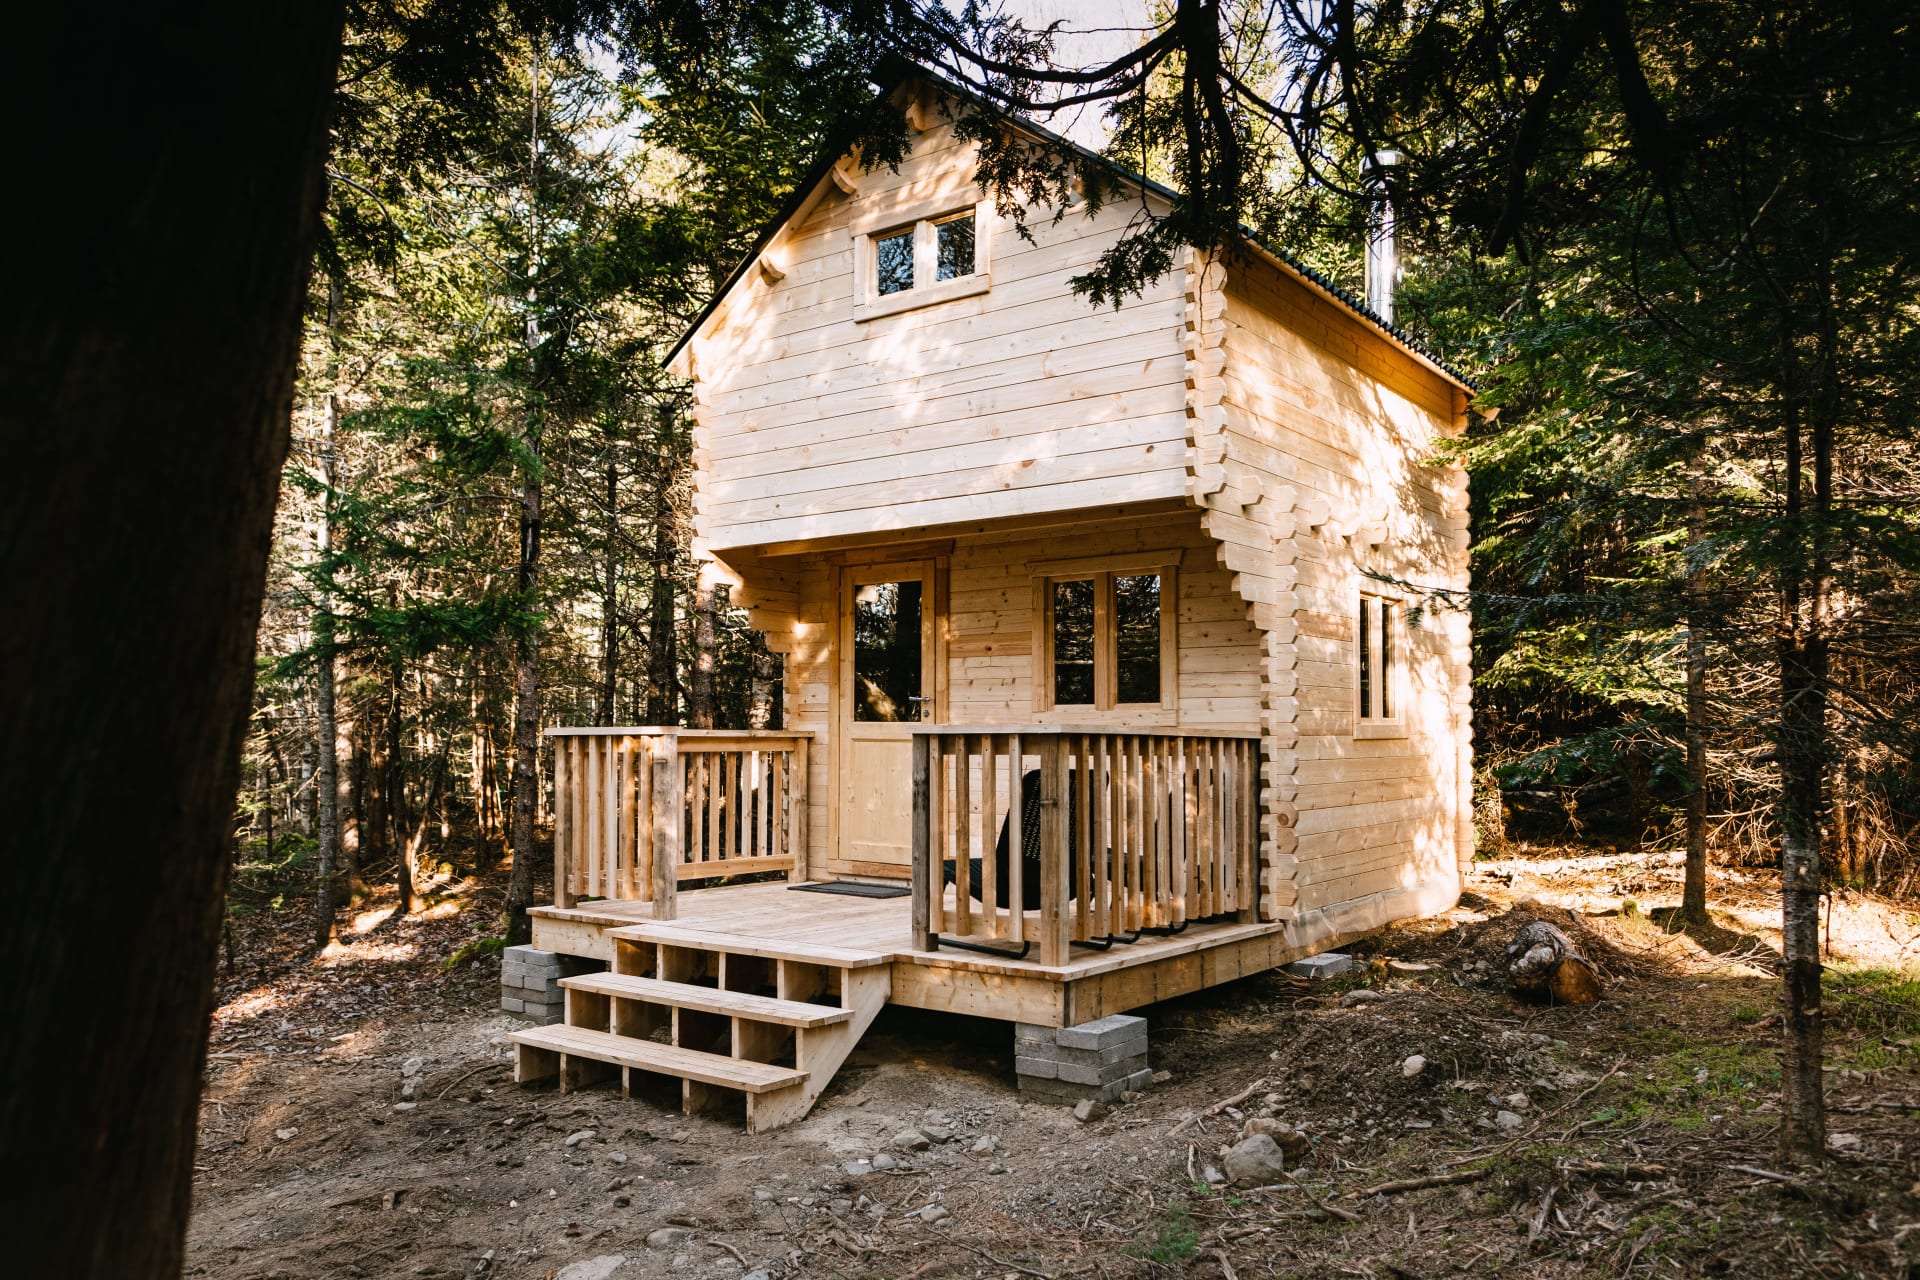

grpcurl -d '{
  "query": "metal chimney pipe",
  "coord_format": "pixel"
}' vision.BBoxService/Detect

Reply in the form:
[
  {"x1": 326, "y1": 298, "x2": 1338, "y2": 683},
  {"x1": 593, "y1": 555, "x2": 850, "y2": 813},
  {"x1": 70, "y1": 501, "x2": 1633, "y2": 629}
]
[{"x1": 1364, "y1": 150, "x2": 1402, "y2": 325}]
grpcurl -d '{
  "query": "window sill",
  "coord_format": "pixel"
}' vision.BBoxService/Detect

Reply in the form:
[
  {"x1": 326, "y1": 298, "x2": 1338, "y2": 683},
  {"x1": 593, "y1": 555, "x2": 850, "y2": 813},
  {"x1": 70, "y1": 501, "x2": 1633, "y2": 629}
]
[
  {"x1": 853, "y1": 272, "x2": 991, "y2": 322},
  {"x1": 1034, "y1": 705, "x2": 1179, "y2": 728},
  {"x1": 1354, "y1": 719, "x2": 1409, "y2": 740}
]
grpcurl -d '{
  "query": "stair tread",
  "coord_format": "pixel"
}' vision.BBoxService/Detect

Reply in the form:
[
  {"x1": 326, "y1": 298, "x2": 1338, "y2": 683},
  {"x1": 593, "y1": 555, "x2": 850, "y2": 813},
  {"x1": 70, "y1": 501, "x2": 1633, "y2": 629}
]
[
  {"x1": 511, "y1": 1024, "x2": 806, "y2": 1093},
  {"x1": 608, "y1": 922, "x2": 889, "y2": 968},
  {"x1": 558, "y1": 973, "x2": 853, "y2": 1027}
]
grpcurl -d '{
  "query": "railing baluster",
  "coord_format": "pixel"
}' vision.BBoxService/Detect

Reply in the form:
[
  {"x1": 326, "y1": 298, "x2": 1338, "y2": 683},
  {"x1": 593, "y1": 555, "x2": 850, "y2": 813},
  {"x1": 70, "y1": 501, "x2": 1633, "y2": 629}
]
[
  {"x1": 1006, "y1": 734, "x2": 1024, "y2": 945},
  {"x1": 980, "y1": 734, "x2": 999, "y2": 939}
]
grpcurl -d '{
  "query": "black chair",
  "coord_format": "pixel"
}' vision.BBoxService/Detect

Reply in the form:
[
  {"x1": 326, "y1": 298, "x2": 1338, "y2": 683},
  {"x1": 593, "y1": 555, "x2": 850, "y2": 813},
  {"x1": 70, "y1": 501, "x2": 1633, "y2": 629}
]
[{"x1": 943, "y1": 768, "x2": 1081, "y2": 911}]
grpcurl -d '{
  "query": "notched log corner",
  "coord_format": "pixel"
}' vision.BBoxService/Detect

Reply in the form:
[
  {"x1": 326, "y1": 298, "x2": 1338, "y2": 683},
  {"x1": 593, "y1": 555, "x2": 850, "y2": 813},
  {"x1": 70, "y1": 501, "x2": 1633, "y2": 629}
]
[{"x1": 1507, "y1": 920, "x2": 1604, "y2": 1005}]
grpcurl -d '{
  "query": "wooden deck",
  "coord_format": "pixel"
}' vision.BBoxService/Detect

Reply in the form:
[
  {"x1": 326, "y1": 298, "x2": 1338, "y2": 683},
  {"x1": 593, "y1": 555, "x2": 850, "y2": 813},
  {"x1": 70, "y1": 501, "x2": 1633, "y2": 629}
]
[{"x1": 530, "y1": 879, "x2": 1320, "y2": 1027}]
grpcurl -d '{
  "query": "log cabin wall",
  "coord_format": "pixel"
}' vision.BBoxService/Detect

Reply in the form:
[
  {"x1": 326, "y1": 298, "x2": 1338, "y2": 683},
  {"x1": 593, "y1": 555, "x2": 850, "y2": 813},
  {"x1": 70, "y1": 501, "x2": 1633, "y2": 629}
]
[{"x1": 1191, "y1": 248, "x2": 1474, "y2": 931}]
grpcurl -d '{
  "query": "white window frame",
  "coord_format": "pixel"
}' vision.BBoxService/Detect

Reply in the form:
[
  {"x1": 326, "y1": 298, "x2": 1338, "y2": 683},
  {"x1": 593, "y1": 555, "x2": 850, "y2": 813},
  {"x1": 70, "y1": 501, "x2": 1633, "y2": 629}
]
[
  {"x1": 1030, "y1": 551, "x2": 1180, "y2": 722},
  {"x1": 1354, "y1": 587, "x2": 1408, "y2": 739},
  {"x1": 852, "y1": 201, "x2": 993, "y2": 322}
]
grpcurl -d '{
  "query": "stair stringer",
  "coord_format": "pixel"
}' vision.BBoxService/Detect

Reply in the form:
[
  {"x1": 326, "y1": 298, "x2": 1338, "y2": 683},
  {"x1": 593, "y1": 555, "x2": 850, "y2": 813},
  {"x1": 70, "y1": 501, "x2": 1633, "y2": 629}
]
[{"x1": 746, "y1": 965, "x2": 892, "y2": 1133}]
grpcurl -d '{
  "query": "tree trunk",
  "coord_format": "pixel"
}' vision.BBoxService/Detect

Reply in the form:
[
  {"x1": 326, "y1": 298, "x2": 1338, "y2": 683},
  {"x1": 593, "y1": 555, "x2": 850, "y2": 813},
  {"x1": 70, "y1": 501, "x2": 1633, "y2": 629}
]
[
  {"x1": 1776, "y1": 258, "x2": 1838, "y2": 1161},
  {"x1": 505, "y1": 49, "x2": 546, "y2": 948},
  {"x1": 1623, "y1": 735, "x2": 1649, "y2": 850},
  {"x1": 313, "y1": 274, "x2": 343, "y2": 951},
  {"x1": 691, "y1": 579, "x2": 717, "y2": 729},
  {"x1": 1682, "y1": 469, "x2": 1711, "y2": 924},
  {"x1": 748, "y1": 629, "x2": 775, "y2": 731},
  {"x1": 0, "y1": 5, "x2": 342, "y2": 1273},
  {"x1": 387, "y1": 653, "x2": 415, "y2": 915},
  {"x1": 600, "y1": 448, "x2": 620, "y2": 726},
  {"x1": 346, "y1": 711, "x2": 369, "y2": 890},
  {"x1": 646, "y1": 420, "x2": 681, "y2": 725}
]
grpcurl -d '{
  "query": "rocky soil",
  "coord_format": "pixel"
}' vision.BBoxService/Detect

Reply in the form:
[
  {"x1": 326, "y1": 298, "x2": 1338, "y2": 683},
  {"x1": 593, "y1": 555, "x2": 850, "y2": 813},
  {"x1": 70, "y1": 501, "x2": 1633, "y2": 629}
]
[{"x1": 189, "y1": 852, "x2": 1920, "y2": 1279}]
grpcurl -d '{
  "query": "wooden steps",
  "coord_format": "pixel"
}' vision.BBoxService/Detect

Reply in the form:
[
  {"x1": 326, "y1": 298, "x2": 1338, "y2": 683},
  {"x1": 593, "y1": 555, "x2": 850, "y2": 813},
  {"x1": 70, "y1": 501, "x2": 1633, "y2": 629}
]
[
  {"x1": 558, "y1": 972, "x2": 855, "y2": 1028},
  {"x1": 606, "y1": 922, "x2": 888, "y2": 969},
  {"x1": 512, "y1": 1024, "x2": 806, "y2": 1092},
  {"x1": 512, "y1": 927, "x2": 892, "y2": 1133}
]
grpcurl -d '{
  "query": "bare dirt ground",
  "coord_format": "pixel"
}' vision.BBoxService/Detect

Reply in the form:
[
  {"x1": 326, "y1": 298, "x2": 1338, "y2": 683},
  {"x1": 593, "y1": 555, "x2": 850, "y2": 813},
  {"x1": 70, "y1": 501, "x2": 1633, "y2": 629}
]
[{"x1": 190, "y1": 850, "x2": 1920, "y2": 1279}]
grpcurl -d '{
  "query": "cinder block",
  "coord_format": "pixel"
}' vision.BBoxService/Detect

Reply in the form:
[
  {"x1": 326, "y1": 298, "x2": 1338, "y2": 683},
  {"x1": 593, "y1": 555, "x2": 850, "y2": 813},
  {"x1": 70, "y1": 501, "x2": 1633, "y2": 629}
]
[
  {"x1": 1013, "y1": 1054, "x2": 1059, "y2": 1080},
  {"x1": 1056, "y1": 1014, "x2": 1148, "y2": 1053},
  {"x1": 1048, "y1": 1040, "x2": 1146, "y2": 1071},
  {"x1": 1056, "y1": 1055, "x2": 1148, "y2": 1088},
  {"x1": 1284, "y1": 952, "x2": 1354, "y2": 980},
  {"x1": 500, "y1": 995, "x2": 525, "y2": 1013}
]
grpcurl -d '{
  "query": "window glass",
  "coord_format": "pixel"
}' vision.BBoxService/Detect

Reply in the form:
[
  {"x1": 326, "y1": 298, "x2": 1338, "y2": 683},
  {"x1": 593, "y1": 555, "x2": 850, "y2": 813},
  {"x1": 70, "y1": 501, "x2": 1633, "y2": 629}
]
[
  {"x1": 1052, "y1": 578, "x2": 1095, "y2": 705},
  {"x1": 852, "y1": 580, "x2": 922, "y2": 722},
  {"x1": 1114, "y1": 574, "x2": 1162, "y2": 703},
  {"x1": 1379, "y1": 601, "x2": 1393, "y2": 719},
  {"x1": 1358, "y1": 596, "x2": 1373, "y2": 718},
  {"x1": 935, "y1": 212, "x2": 975, "y2": 280},
  {"x1": 875, "y1": 229, "x2": 914, "y2": 295}
]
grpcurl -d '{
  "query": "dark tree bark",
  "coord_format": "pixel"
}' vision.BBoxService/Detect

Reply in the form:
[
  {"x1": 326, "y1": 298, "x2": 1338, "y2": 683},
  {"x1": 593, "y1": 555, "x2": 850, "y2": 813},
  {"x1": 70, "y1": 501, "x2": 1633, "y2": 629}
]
[
  {"x1": 1682, "y1": 469, "x2": 1710, "y2": 924},
  {"x1": 313, "y1": 274, "x2": 344, "y2": 951},
  {"x1": 600, "y1": 448, "x2": 621, "y2": 726},
  {"x1": 505, "y1": 51, "x2": 546, "y2": 948},
  {"x1": 646, "y1": 421, "x2": 682, "y2": 725},
  {"x1": 690, "y1": 579, "x2": 717, "y2": 729},
  {"x1": 0, "y1": 4, "x2": 343, "y2": 1274},
  {"x1": 1775, "y1": 233, "x2": 1838, "y2": 1161},
  {"x1": 386, "y1": 652, "x2": 415, "y2": 915},
  {"x1": 748, "y1": 630, "x2": 776, "y2": 731}
]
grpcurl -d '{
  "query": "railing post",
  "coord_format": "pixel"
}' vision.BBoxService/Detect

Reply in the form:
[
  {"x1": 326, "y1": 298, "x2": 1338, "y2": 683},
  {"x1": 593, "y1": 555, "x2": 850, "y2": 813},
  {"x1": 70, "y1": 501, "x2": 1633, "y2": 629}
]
[
  {"x1": 552, "y1": 736, "x2": 575, "y2": 909},
  {"x1": 649, "y1": 735, "x2": 679, "y2": 920},
  {"x1": 910, "y1": 732, "x2": 933, "y2": 951},
  {"x1": 1038, "y1": 736, "x2": 1070, "y2": 967},
  {"x1": 789, "y1": 735, "x2": 811, "y2": 883}
]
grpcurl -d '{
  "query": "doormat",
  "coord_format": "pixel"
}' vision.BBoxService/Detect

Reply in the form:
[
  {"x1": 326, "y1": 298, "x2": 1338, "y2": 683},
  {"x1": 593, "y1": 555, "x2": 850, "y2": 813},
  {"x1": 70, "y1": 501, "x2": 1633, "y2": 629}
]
[{"x1": 787, "y1": 881, "x2": 912, "y2": 899}]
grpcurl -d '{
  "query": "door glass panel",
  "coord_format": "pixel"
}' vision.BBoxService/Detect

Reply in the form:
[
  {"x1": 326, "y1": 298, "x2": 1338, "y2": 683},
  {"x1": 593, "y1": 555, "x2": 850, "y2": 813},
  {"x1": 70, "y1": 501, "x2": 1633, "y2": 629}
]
[
  {"x1": 852, "y1": 580, "x2": 923, "y2": 722},
  {"x1": 1052, "y1": 578, "x2": 1095, "y2": 705},
  {"x1": 1114, "y1": 573, "x2": 1162, "y2": 704}
]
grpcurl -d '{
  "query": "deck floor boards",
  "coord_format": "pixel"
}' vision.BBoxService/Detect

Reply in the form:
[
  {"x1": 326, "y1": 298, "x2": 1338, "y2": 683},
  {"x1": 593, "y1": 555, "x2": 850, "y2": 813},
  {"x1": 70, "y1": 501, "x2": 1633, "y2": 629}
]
[{"x1": 532, "y1": 880, "x2": 1278, "y2": 981}]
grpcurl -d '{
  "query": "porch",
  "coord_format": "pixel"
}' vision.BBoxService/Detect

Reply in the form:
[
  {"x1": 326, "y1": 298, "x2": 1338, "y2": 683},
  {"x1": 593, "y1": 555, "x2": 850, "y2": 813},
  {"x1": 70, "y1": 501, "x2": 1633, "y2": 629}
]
[{"x1": 514, "y1": 723, "x2": 1348, "y2": 1131}]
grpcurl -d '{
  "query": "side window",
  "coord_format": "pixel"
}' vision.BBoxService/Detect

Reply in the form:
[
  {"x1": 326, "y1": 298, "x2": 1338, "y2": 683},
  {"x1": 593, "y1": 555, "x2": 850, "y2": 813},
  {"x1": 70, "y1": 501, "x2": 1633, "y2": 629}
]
[{"x1": 1357, "y1": 592, "x2": 1397, "y2": 724}]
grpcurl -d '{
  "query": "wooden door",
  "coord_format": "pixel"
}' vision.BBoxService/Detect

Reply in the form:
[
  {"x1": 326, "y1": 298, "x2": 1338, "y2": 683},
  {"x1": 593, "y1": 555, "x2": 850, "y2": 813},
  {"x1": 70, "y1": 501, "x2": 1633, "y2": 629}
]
[{"x1": 835, "y1": 561, "x2": 938, "y2": 877}]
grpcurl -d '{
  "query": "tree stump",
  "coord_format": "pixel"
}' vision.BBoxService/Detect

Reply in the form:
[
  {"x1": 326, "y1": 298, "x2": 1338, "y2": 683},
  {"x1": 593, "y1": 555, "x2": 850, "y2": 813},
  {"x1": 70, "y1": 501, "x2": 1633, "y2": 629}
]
[{"x1": 1506, "y1": 920, "x2": 1604, "y2": 1004}]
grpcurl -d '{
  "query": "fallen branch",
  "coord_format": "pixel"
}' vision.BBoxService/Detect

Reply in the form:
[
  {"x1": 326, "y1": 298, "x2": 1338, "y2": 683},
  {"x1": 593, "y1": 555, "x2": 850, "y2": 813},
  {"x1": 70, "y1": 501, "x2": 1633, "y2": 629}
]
[
  {"x1": 705, "y1": 1239, "x2": 749, "y2": 1267},
  {"x1": 942, "y1": 1241, "x2": 1056, "y2": 1278},
  {"x1": 1352, "y1": 1168, "x2": 1495, "y2": 1198},
  {"x1": 1169, "y1": 1078, "x2": 1269, "y2": 1136},
  {"x1": 1214, "y1": 1247, "x2": 1241, "y2": 1280},
  {"x1": 434, "y1": 1061, "x2": 502, "y2": 1100},
  {"x1": 1729, "y1": 1164, "x2": 1801, "y2": 1185}
]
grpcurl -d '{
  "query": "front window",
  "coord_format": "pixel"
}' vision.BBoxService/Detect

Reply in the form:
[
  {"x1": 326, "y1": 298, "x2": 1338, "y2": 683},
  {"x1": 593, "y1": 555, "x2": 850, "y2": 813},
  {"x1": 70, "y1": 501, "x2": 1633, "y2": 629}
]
[{"x1": 1040, "y1": 569, "x2": 1169, "y2": 711}]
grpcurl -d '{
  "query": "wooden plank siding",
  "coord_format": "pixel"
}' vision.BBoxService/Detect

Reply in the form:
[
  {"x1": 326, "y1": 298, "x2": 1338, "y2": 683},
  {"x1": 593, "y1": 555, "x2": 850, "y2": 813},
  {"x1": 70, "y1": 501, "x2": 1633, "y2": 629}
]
[
  {"x1": 1189, "y1": 247, "x2": 1474, "y2": 926},
  {"x1": 679, "y1": 114, "x2": 1191, "y2": 553},
  {"x1": 675, "y1": 80, "x2": 1473, "y2": 943}
]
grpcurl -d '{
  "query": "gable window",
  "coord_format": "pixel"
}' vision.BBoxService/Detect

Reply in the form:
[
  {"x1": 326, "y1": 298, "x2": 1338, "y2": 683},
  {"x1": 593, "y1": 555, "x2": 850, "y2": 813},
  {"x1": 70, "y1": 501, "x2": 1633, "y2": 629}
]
[
  {"x1": 1356, "y1": 590, "x2": 1404, "y2": 735},
  {"x1": 934, "y1": 211, "x2": 975, "y2": 280},
  {"x1": 853, "y1": 202, "x2": 992, "y2": 321},
  {"x1": 1033, "y1": 556, "x2": 1179, "y2": 716},
  {"x1": 875, "y1": 228, "x2": 915, "y2": 295}
]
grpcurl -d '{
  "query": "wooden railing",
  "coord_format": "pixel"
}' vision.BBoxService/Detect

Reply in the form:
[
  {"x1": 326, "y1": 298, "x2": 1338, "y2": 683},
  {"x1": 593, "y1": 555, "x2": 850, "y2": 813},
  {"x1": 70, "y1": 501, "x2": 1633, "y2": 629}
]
[
  {"x1": 547, "y1": 728, "x2": 812, "y2": 920},
  {"x1": 910, "y1": 727, "x2": 1261, "y2": 966}
]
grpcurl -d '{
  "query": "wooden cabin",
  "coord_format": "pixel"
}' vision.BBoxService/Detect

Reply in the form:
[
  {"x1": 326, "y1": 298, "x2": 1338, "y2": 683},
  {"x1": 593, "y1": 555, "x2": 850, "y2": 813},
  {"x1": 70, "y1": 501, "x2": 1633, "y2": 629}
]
[{"x1": 511, "y1": 74, "x2": 1475, "y2": 1131}]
